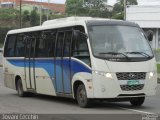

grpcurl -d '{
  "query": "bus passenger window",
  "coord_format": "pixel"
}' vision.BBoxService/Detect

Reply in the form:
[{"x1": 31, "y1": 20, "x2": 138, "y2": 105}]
[
  {"x1": 63, "y1": 31, "x2": 72, "y2": 57},
  {"x1": 4, "y1": 35, "x2": 16, "y2": 57},
  {"x1": 43, "y1": 30, "x2": 56, "y2": 57},
  {"x1": 15, "y1": 35, "x2": 25, "y2": 57},
  {"x1": 56, "y1": 32, "x2": 64, "y2": 57},
  {"x1": 71, "y1": 30, "x2": 90, "y2": 66},
  {"x1": 36, "y1": 31, "x2": 48, "y2": 57}
]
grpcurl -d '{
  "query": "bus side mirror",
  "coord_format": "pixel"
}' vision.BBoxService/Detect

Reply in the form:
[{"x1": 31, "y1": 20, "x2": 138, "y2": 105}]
[
  {"x1": 73, "y1": 30, "x2": 88, "y2": 41},
  {"x1": 146, "y1": 30, "x2": 153, "y2": 42}
]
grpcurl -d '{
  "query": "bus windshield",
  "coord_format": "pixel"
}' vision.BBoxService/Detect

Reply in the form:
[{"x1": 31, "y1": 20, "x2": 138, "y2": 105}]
[{"x1": 88, "y1": 25, "x2": 153, "y2": 61}]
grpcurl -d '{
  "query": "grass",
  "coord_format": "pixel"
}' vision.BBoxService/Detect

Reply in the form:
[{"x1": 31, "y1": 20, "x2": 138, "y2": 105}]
[{"x1": 157, "y1": 64, "x2": 160, "y2": 74}]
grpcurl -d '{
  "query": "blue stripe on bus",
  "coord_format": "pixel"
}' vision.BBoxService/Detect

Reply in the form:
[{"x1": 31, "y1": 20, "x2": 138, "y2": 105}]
[{"x1": 7, "y1": 58, "x2": 91, "y2": 93}]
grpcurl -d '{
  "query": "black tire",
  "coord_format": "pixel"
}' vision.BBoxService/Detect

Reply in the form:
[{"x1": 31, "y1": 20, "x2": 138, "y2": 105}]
[
  {"x1": 17, "y1": 79, "x2": 27, "y2": 97},
  {"x1": 130, "y1": 97, "x2": 145, "y2": 106},
  {"x1": 77, "y1": 84, "x2": 91, "y2": 108}
]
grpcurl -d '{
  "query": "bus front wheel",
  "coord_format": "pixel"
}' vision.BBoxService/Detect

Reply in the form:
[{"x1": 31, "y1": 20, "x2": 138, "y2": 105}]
[
  {"x1": 130, "y1": 97, "x2": 145, "y2": 106},
  {"x1": 17, "y1": 79, "x2": 27, "y2": 97},
  {"x1": 77, "y1": 84, "x2": 91, "y2": 108}
]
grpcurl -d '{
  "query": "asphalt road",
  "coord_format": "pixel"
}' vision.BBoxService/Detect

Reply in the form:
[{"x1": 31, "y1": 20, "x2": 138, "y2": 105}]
[{"x1": 0, "y1": 68, "x2": 160, "y2": 120}]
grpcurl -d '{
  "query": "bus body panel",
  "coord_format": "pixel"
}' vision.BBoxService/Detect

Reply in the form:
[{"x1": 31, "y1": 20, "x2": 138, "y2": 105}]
[
  {"x1": 3, "y1": 58, "x2": 26, "y2": 91},
  {"x1": 4, "y1": 58, "x2": 57, "y2": 96}
]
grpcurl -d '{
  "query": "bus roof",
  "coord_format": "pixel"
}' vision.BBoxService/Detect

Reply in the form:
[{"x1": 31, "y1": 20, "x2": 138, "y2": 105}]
[{"x1": 7, "y1": 17, "x2": 137, "y2": 35}]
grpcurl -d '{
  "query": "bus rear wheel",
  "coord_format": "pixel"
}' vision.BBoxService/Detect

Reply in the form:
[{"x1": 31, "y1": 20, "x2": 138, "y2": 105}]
[
  {"x1": 77, "y1": 84, "x2": 91, "y2": 108},
  {"x1": 130, "y1": 97, "x2": 145, "y2": 106},
  {"x1": 17, "y1": 79, "x2": 27, "y2": 97}
]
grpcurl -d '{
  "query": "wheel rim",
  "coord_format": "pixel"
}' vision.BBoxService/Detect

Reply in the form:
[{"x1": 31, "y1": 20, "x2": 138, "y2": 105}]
[{"x1": 78, "y1": 88, "x2": 86, "y2": 105}]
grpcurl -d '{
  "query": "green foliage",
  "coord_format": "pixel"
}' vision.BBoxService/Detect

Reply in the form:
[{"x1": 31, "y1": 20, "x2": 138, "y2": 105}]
[
  {"x1": 112, "y1": 0, "x2": 137, "y2": 20},
  {"x1": 157, "y1": 64, "x2": 160, "y2": 74},
  {"x1": 66, "y1": 0, "x2": 111, "y2": 17},
  {"x1": 0, "y1": 27, "x2": 14, "y2": 45},
  {"x1": 0, "y1": 8, "x2": 19, "y2": 28},
  {"x1": 22, "y1": 10, "x2": 30, "y2": 27},
  {"x1": 66, "y1": 0, "x2": 87, "y2": 15},
  {"x1": 112, "y1": 13, "x2": 124, "y2": 20},
  {"x1": 0, "y1": 8, "x2": 19, "y2": 21},
  {"x1": 85, "y1": 0, "x2": 106, "y2": 8},
  {"x1": 154, "y1": 49, "x2": 160, "y2": 53},
  {"x1": 112, "y1": 2, "x2": 123, "y2": 14},
  {"x1": 30, "y1": 9, "x2": 39, "y2": 26},
  {"x1": 126, "y1": 0, "x2": 138, "y2": 5}
]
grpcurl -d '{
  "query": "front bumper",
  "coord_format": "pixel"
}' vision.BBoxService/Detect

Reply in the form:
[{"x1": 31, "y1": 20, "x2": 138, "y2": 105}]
[{"x1": 87, "y1": 73, "x2": 157, "y2": 99}]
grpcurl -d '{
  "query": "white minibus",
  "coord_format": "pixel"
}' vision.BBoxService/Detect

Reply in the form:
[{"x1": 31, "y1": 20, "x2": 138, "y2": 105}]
[{"x1": 3, "y1": 17, "x2": 157, "y2": 107}]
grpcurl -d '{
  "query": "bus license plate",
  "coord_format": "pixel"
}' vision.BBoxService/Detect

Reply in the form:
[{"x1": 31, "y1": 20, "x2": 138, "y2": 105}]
[{"x1": 127, "y1": 80, "x2": 139, "y2": 85}]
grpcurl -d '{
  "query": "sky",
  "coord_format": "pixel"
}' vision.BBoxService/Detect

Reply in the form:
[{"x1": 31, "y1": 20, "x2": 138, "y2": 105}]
[{"x1": 34, "y1": 0, "x2": 160, "y2": 5}]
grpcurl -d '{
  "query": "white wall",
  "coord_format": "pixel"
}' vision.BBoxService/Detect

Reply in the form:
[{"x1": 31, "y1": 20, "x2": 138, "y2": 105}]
[
  {"x1": 126, "y1": 5, "x2": 160, "y2": 28},
  {"x1": 126, "y1": 5, "x2": 160, "y2": 49}
]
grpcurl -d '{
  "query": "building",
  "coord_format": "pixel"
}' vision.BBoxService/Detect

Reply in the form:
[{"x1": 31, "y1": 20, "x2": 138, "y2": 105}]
[
  {"x1": 0, "y1": 0, "x2": 65, "y2": 14},
  {"x1": 126, "y1": 5, "x2": 160, "y2": 49},
  {"x1": 0, "y1": 2, "x2": 14, "y2": 8}
]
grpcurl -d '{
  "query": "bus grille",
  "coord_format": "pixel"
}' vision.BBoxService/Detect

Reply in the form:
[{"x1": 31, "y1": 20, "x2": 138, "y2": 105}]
[
  {"x1": 116, "y1": 72, "x2": 146, "y2": 80},
  {"x1": 120, "y1": 84, "x2": 144, "y2": 91}
]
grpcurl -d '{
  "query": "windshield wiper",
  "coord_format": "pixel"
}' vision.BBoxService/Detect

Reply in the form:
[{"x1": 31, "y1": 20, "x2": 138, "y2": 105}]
[
  {"x1": 99, "y1": 52, "x2": 130, "y2": 59},
  {"x1": 125, "y1": 52, "x2": 151, "y2": 58}
]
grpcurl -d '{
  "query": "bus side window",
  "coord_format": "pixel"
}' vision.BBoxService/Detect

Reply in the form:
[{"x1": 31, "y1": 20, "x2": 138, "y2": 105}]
[
  {"x1": 43, "y1": 30, "x2": 56, "y2": 57},
  {"x1": 55, "y1": 32, "x2": 64, "y2": 57},
  {"x1": 36, "y1": 31, "x2": 48, "y2": 58},
  {"x1": 4, "y1": 35, "x2": 16, "y2": 57},
  {"x1": 71, "y1": 29, "x2": 90, "y2": 66},
  {"x1": 63, "y1": 31, "x2": 72, "y2": 57},
  {"x1": 15, "y1": 34, "x2": 25, "y2": 57}
]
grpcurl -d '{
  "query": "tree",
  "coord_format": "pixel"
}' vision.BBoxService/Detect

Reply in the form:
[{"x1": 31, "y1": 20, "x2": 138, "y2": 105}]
[
  {"x1": 30, "y1": 9, "x2": 39, "y2": 26},
  {"x1": 66, "y1": 0, "x2": 111, "y2": 18},
  {"x1": 22, "y1": 10, "x2": 30, "y2": 27},
  {"x1": 85, "y1": 0, "x2": 111, "y2": 18},
  {"x1": 112, "y1": 0, "x2": 137, "y2": 20},
  {"x1": 84, "y1": 0, "x2": 106, "y2": 8},
  {"x1": 66, "y1": 0, "x2": 87, "y2": 15}
]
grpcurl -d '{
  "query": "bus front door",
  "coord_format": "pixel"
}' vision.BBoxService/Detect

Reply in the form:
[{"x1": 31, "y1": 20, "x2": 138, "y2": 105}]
[{"x1": 25, "y1": 38, "x2": 36, "y2": 90}]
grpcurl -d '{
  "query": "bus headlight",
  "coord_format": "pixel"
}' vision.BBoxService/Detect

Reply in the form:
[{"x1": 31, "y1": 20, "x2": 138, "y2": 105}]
[
  {"x1": 105, "y1": 73, "x2": 113, "y2": 79},
  {"x1": 149, "y1": 72, "x2": 155, "y2": 79},
  {"x1": 93, "y1": 71, "x2": 113, "y2": 79}
]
